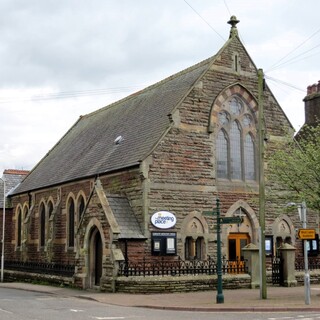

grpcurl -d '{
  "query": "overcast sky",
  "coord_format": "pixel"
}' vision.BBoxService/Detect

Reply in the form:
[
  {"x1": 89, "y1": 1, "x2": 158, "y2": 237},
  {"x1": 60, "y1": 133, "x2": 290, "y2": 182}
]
[{"x1": 1, "y1": 0, "x2": 320, "y2": 176}]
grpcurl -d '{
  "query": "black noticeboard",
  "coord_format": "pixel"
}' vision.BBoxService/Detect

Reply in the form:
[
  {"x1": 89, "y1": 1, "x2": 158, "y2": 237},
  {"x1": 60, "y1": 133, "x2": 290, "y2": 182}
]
[{"x1": 151, "y1": 232, "x2": 177, "y2": 256}]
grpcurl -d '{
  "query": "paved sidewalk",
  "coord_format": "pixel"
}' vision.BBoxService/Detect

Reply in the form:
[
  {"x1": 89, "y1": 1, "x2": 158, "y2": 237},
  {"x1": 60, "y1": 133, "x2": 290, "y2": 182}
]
[{"x1": 0, "y1": 282, "x2": 319, "y2": 312}]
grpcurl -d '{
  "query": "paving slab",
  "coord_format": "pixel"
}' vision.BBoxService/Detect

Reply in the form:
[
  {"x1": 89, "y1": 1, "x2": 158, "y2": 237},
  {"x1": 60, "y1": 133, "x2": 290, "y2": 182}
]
[{"x1": 0, "y1": 282, "x2": 319, "y2": 312}]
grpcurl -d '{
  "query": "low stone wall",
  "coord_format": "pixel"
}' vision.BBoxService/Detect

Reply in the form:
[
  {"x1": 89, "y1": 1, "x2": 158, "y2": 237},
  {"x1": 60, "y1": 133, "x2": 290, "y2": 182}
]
[
  {"x1": 4, "y1": 270, "x2": 75, "y2": 287},
  {"x1": 4, "y1": 269, "x2": 320, "y2": 293},
  {"x1": 115, "y1": 274, "x2": 251, "y2": 293},
  {"x1": 295, "y1": 270, "x2": 320, "y2": 286}
]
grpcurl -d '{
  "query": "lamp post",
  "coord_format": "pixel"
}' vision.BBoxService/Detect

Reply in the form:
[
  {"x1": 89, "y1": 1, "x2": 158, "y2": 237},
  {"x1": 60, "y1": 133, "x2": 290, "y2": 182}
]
[
  {"x1": 215, "y1": 198, "x2": 224, "y2": 304},
  {"x1": 0, "y1": 177, "x2": 5, "y2": 283},
  {"x1": 287, "y1": 201, "x2": 310, "y2": 305},
  {"x1": 202, "y1": 199, "x2": 224, "y2": 303}
]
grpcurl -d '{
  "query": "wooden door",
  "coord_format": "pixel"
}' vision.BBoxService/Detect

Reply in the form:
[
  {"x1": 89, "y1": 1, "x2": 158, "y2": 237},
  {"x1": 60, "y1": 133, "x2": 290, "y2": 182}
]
[{"x1": 228, "y1": 233, "x2": 250, "y2": 260}]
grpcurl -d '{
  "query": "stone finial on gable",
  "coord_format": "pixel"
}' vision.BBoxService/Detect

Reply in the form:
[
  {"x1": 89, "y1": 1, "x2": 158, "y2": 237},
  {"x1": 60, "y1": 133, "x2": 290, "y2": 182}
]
[{"x1": 227, "y1": 15, "x2": 240, "y2": 38}]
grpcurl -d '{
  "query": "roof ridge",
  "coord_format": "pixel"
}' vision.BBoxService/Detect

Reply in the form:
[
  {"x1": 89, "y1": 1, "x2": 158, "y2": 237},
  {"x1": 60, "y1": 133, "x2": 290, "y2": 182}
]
[{"x1": 81, "y1": 54, "x2": 215, "y2": 119}]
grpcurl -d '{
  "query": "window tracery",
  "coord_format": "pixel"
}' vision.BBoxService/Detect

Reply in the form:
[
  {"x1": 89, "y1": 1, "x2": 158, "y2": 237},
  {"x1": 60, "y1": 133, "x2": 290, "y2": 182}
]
[{"x1": 216, "y1": 95, "x2": 256, "y2": 181}]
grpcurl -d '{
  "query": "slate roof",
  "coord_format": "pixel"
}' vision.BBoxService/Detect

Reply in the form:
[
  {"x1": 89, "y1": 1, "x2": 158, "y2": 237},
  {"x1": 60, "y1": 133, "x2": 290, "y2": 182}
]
[
  {"x1": 107, "y1": 194, "x2": 146, "y2": 239},
  {"x1": 0, "y1": 170, "x2": 29, "y2": 208},
  {"x1": 12, "y1": 56, "x2": 212, "y2": 195}
]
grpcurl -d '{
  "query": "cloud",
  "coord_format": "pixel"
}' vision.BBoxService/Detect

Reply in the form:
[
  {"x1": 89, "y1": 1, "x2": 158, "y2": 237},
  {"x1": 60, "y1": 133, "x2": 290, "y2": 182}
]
[{"x1": 0, "y1": 0, "x2": 320, "y2": 174}]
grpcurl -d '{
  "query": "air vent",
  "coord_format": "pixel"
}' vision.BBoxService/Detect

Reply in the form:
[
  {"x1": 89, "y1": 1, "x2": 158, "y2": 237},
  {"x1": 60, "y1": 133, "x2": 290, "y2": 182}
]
[{"x1": 114, "y1": 135, "x2": 124, "y2": 145}]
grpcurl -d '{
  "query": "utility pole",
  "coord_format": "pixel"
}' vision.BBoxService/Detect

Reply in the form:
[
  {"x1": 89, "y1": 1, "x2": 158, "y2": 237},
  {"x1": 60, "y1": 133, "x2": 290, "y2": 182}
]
[
  {"x1": 0, "y1": 177, "x2": 6, "y2": 283},
  {"x1": 301, "y1": 201, "x2": 311, "y2": 305},
  {"x1": 258, "y1": 68, "x2": 267, "y2": 299}
]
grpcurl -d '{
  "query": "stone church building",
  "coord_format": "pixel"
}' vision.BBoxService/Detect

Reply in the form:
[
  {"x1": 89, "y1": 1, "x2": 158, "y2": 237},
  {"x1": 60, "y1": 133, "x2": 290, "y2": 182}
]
[{"x1": 6, "y1": 17, "x2": 319, "y2": 292}]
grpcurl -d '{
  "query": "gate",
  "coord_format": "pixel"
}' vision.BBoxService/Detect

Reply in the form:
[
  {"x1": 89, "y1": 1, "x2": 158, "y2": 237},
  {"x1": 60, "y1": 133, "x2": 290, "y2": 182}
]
[{"x1": 272, "y1": 254, "x2": 284, "y2": 285}]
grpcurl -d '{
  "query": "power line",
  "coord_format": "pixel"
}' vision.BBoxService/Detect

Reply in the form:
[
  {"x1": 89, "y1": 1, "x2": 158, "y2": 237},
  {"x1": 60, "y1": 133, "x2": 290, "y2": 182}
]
[
  {"x1": 0, "y1": 85, "x2": 145, "y2": 104},
  {"x1": 223, "y1": 0, "x2": 232, "y2": 16},
  {"x1": 265, "y1": 75, "x2": 305, "y2": 93},
  {"x1": 266, "y1": 26, "x2": 320, "y2": 73},
  {"x1": 269, "y1": 50, "x2": 320, "y2": 73},
  {"x1": 183, "y1": 0, "x2": 226, "y2": 42}
]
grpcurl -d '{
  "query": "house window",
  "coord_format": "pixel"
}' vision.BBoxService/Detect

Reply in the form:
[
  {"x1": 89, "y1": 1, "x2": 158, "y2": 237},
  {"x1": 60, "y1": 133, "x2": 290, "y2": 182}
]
[
  {"x1": 216, "y1": 96, "x2": 256, "y2": 181},
  {"x1": 68, "y1": 198, "x2": 75, "y2": 247},
  {"x1": 40, "y1": 203, "x2": 46, "y2": 247}
]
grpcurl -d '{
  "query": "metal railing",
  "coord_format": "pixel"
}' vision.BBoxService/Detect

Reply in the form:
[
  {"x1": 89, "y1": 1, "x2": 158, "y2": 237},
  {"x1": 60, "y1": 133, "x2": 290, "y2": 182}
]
[
  {"x1": 118, "y1": 256, "x2": 247, "y2": 277},
  {"x1": 295, "y1": 256, "x2": 320, "y2": 271},
  {"x1": 5, "y1": 260, "x2": 75, "y2": 277}
]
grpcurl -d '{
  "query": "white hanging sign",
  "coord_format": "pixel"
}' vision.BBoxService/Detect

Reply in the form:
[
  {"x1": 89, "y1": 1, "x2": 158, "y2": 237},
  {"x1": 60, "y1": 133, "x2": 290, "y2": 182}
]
[{"x1": 151, "y1": 211, "x2": 177, "y2": 229}]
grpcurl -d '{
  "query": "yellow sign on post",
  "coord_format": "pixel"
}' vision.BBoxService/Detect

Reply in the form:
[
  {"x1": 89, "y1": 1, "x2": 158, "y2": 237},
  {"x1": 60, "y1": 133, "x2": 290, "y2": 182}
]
[{"x1": 298, "y1": 229, "x2": 316, "y2": 240}]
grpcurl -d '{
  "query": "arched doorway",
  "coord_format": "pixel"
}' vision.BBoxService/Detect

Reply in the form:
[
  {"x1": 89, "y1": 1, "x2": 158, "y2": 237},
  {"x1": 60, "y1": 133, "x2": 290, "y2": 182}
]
[
  {"x1": 228, "y1": 233, "x2": 250, "y2": 261},
  {"x1": 89, "y1": 227, "x2": 103, "y2": 287},
  {"x1": 222, "y1": 201, "x2": 259, "y2": 260}
]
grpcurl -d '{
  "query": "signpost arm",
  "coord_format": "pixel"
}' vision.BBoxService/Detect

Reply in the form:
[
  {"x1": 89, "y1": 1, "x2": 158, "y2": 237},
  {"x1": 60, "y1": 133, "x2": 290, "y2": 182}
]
[{"x1": 216, "y1": 198, "x2": 224, "y2": 304}]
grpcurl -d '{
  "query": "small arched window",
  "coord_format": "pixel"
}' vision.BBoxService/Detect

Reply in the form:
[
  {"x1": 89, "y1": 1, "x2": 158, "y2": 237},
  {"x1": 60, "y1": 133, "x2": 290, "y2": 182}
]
[
  {"x1": 78, "y1": 195, "x2": 85, "y2": 221},
  {"x1": 48, "y1": 201, "x2": 54, "y2": 219},
  {"x1": 40, "y1": 203, "x2": 46, "y2": 247},
  {"x1": 17, "y1": 208, "x2": 22, "y2": 247},
  {"x1": 185, "y1": 237, "x2": 204, "y2": 260},
  {"x1": 68, "y1": 198, "x2": 75, "y2": 247}
]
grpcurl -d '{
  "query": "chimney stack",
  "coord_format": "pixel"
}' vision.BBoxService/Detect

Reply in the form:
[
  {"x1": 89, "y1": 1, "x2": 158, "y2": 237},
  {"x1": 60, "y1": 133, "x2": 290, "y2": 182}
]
[{"x1": 303, "y1": 81, "x2": 320, "y2": 126}]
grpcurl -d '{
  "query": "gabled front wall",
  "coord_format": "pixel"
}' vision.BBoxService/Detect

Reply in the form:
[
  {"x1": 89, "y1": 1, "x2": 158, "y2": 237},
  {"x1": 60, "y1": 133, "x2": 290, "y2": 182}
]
[{"x1": 144, "y1": 36, "x2": 304, "y2": 262}]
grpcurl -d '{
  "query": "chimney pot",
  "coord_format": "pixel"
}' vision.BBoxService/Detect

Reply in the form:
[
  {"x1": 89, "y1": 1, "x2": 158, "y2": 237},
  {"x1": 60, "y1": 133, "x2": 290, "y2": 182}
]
[{"x1": 307, "y1": 85, "x2": 312, "y2": 95}]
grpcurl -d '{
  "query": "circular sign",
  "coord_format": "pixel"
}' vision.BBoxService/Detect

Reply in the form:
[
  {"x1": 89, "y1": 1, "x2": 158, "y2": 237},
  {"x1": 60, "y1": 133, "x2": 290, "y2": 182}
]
[{"x1": 151, "y1": 211, "x2": 176, "y2": 229}]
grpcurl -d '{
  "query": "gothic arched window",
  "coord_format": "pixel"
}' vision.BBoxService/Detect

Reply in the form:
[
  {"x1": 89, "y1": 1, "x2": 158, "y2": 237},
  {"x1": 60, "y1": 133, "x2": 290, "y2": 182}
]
[
  {"x1": 40, "y1": 203, "x2": 46, "y2": 247},
  {"x1": 17, "y1": 207, "x2": 22, "y2": 247},
  {"x1": 216, "y1": 95, "x2": 256, "y2": 181},
  {"x1": 68, "y1": 198, "x2": 75, "y2": 247},
  {"x1": 78, "y1": 195, "x2": 85, "y2": 221}
]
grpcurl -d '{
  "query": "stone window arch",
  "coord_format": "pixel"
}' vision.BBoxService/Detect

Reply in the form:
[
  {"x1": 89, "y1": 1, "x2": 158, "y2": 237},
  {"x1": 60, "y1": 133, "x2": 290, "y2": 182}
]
[
  {"x1": 222, "y1": 200, "x2": 259, "y2": 253},
  {"x1": 67, "y1": 195, "x2": 76, "y2": 248},
  {"x1": 18, "y1": 203, "x2": 29, "y2": 251},
  {"x1": 15, "y1": 205, "x2": 23, "y2": 248},
  {"x1": 48, "y1": 200, "x2": 54, "y2": 219},
  {"x1": 272, "y1": 215, "x2": 295, "y2": 250},
  {"x1": 39, "y1": 202, "x2": 46, "y2": 248},
  {"x1": 209, "y1": 84, "x2": 258, "y2": 182},
  {"x1": 76, "y1": 192, "x2": 86, "y2": 226},
  {"x1": 181, "y1": 212, "x2": 209, "y2": 261}
]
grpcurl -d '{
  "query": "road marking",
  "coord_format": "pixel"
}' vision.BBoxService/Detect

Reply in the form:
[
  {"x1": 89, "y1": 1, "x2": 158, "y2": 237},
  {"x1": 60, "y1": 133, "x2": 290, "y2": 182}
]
[
  {"x1": 92, "y1": 317, "x2": 125, "y2": 320},
  {"x1": 70, "y1": 309, "x2": 84, "y2": 312},
  {"x1": 268, "y1": 315, "x2": 320, "y2": 320},
  {"x1": 0, "y1": 308, "x2": 13, "y2": 314}
]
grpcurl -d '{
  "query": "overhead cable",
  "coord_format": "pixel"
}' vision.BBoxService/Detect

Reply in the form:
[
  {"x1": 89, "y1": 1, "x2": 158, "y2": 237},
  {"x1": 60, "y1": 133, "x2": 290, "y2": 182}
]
[
  {"x1": 183, "y1": 0, "x2": 226, "y2": 42},
  {"x1": 266, "y1": 27, "x2": 320, "y2": 73}
]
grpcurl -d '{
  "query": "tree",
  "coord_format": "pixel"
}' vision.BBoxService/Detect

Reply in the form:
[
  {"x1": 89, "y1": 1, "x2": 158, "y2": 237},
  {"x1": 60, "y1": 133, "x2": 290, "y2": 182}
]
[{"x1": 268, "y1": 124, "x2": 320, "y2": 211}]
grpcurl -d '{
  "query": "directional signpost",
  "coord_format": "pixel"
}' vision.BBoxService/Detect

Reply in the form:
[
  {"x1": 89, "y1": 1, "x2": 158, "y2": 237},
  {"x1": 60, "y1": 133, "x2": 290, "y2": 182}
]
[
  {"x1": 203, "y1": 199, "x2": 243, "y2": 304},
  {"x1": 220, "y1": 216, "x2": 243, "y2": 224},
  {"x1": 298, "y1": 229, "x2": 316, "y2": 240}
]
